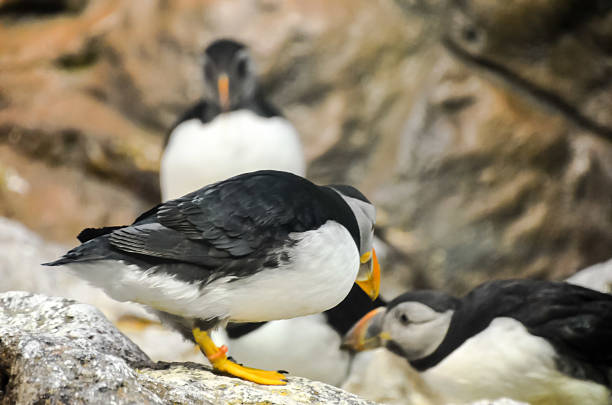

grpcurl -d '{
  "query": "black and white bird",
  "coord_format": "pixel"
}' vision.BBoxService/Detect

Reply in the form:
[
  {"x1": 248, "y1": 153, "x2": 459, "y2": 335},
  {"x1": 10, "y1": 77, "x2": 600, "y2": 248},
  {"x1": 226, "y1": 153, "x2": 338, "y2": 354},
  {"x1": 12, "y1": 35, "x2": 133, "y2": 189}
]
[
  {"x1": 45, "y1": 170, "x2": 380, "y2": 385},
  {"x1": 218, "y1": 283, "x2": 386, "y2": 386},
  {"x1": 343, "y1": 279, "x2": 612, "y2": 404},
  {"x1": 160, "y1": 39, "x2": 305, "y2": 201}
]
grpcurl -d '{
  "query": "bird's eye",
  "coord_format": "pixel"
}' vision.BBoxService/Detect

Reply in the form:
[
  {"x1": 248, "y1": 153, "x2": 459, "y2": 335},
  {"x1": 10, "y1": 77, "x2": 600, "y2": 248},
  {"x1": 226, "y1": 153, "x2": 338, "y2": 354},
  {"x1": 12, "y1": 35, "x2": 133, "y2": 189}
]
[
  {"x1": 236, "y1": 59, "x2": 248, "y2": 78},
  {"x1": 399, "y1": 313, "x2": 410, "y2": 326},
  {"x1": 204, "y1": 64, "x2": 215, "y2": 81}
]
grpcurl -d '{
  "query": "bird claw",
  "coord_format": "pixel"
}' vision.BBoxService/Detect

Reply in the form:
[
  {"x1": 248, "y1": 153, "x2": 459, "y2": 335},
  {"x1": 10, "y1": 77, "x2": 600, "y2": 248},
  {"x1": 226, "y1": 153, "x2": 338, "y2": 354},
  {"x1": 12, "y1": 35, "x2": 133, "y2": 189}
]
[{"x1": 192, "y1": 328, "x2": 288, "y2": 385}]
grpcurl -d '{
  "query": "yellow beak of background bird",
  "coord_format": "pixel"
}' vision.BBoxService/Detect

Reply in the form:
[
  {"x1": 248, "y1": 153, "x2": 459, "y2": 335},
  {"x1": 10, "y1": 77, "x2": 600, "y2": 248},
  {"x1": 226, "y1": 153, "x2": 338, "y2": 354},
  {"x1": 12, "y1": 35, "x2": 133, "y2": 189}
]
[
  {"x1": 218, "y1": 74, "x2": 230, "y2": 111},
  {"x1": 356, "y1": 248, "x2": 380, "y2": 300}
]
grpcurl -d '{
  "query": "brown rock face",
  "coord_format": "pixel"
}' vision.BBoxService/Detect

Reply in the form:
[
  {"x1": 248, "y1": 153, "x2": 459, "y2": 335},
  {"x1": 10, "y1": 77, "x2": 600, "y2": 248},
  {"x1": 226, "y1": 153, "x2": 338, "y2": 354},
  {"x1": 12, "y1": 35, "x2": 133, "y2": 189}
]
[{"x1": 1, "y1": 0, "x2": 612, "y2": 293}]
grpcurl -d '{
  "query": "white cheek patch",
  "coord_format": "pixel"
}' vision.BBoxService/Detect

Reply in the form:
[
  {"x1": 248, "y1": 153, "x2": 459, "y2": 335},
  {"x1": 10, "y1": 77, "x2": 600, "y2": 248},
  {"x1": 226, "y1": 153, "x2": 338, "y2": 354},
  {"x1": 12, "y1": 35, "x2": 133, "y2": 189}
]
[
  {"x1": 335, "y1": 195, "x2": 376, "y2": 255},
  {"x1": 400, "y1": 302, "x2": 441, "y2": 323},
  {"x1": 385, "y1": 305, "x2": 453, "y2": 360}
]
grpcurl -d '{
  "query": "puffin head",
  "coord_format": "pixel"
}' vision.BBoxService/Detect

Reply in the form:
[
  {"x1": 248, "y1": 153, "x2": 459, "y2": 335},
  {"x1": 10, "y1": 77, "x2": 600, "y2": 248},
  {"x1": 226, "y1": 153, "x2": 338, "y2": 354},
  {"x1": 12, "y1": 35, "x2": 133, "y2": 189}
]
[
  {"x1": 341, "y1": 290, "x2": 459, "y2": 360},
  {"x1": 202, "y1": 39, "x2": 257, "y2": 112},
  {"x1": 330, "y1": 185, "x2": 380, "y2": 301}
]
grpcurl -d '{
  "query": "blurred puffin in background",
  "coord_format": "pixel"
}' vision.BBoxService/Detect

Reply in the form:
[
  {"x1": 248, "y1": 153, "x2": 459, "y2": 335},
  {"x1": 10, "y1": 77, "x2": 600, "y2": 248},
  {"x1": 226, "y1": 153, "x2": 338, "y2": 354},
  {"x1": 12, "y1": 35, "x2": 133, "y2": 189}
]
[
  {"x1": 160, "y1": 39, "x2": 305, "y2": 201},
  {"x1": 46, "y1": 170, "x2": 380, "y2": 385},
  {"x1": 343, "y1": 279, "x2": 612, "y2": 404}
]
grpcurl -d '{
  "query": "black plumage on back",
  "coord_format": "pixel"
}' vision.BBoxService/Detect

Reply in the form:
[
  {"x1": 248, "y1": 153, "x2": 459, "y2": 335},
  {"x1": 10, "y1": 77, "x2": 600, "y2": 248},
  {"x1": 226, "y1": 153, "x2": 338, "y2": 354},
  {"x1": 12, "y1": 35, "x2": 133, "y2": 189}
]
[{"x1": 45, "y1": 171, "x2": 360, "y2": 284}]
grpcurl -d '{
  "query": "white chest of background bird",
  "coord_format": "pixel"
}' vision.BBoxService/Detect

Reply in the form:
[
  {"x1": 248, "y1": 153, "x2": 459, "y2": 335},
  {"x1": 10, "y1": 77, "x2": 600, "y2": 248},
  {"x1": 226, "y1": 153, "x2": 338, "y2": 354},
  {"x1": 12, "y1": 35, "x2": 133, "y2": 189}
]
[{"x1": 161, "y1": 110, "x2": 304, "y2": 201}]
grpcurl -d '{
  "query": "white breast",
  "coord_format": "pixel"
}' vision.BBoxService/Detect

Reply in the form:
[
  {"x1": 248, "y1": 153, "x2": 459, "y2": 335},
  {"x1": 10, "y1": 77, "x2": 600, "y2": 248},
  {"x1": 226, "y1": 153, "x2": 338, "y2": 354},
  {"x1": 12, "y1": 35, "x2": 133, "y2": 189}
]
[
  {"x1": 160, "y1": 109, "x2": 305, "y2": 201},
  {"x1": 206, "y1": 220, "x2": 360, "y2": 322},
  {"x1": 421, "y1": 317, "x2": 611, "y2": 405},
  {"x1": 214, "y1": 314, "x2": 351, "y2": 386}
]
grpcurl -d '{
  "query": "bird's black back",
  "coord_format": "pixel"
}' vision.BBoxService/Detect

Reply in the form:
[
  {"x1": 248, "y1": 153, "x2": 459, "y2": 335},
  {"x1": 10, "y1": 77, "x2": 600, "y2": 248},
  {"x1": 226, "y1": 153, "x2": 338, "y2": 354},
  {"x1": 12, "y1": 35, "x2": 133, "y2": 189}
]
[
  {"x1": 410, "y1": 279, "x2": 612, "y2": 386},
  {"x1": 46, "y1": 171, "x2": 361, "y2": 285}
]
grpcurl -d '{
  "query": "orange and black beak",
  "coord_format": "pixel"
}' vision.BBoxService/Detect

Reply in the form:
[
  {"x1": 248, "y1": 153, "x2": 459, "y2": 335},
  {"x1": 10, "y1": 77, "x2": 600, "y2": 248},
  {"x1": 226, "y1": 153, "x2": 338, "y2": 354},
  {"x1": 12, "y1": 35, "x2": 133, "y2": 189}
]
[
  {"x1": 341, "y1": 307, "x2": 387, "y2": 351},
  {"x1": 356, "y1": 248, "x2": 380, "y2": 300},
  {"x1": 218, "y1": 73, "x2": 230, "y2": 111}
]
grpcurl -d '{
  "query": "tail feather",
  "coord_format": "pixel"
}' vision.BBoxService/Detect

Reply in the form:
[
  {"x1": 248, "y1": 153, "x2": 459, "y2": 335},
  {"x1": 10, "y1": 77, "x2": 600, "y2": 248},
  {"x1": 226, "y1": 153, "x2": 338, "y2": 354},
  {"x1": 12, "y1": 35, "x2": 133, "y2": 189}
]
[
  {"x1": 77, "y1": 226, "x2": 125, "y2": 243},
  {"x1": 43, "y1": 235, "x2": 115, "y2": 267}
]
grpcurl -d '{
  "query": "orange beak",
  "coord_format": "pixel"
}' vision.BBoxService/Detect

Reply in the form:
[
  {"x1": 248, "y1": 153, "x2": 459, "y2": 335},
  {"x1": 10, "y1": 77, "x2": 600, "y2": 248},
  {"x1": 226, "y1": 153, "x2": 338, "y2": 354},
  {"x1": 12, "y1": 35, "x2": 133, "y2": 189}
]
[
  {"x1": 356, "y1": 248, "x2": 380, "y2": 300},
  {"x1": 218, "y1": 74, "x2": 230, "y2": 111},
  {"x1": 341, "y1": 307, "x2": 386, "y2": 351}
]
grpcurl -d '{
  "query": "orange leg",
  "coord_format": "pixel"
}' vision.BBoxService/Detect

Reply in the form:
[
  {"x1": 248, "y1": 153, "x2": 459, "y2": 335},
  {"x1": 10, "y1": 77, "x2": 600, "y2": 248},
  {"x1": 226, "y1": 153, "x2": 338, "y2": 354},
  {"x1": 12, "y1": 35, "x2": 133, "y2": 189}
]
[{"x1": 192, "y1": 328, "x2": 287, "y2": 385}]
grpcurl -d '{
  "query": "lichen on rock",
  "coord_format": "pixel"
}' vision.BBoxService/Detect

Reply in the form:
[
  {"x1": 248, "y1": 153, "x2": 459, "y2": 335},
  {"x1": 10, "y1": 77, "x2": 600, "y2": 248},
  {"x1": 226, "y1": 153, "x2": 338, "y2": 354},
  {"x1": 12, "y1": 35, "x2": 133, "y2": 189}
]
[{"x1": 0, "y1": 291, "x2": 377, "y2": 405}]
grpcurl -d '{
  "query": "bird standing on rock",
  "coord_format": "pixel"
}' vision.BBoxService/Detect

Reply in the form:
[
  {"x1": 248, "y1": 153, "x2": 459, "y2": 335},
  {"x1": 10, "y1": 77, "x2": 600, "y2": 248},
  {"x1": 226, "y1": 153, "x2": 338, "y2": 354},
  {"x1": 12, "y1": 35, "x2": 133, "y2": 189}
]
[
  {"x1": 45, "y1": 170, "x2": 380, "y2": 385},
  {"x1": 343, "y1": 279, "x2": 612, "y2": 404},
  {"x1": 160, "y1": 39, "x2": 305, "y2": 201}
]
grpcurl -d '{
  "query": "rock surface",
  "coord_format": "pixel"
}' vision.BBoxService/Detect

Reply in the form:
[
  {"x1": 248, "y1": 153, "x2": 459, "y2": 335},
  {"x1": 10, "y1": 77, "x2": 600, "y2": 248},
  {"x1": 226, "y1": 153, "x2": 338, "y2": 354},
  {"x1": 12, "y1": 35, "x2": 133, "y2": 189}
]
[{"x1": 0, "y1": 291, "x2": 377, "y2": 405}]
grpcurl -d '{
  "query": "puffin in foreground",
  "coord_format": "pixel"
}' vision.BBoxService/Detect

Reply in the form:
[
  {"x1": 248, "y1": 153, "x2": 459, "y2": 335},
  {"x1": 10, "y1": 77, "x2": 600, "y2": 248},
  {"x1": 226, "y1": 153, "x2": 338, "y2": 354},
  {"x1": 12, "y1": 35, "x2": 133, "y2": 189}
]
[
  {"x1": 45, "y1": 170, "x2": 380, "y2": 385},
  {"x1": 161, "y1": 39, "x2": 304, "y2": 201},
  {"x1": 343, "y1": 279, "x2": 612, "y2": 404}
]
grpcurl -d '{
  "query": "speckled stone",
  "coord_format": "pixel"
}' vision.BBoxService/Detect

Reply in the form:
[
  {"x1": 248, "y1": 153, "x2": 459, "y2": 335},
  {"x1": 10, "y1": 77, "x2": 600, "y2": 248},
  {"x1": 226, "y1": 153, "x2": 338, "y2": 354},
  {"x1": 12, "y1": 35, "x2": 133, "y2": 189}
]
[{"x1": 0, "y1": 292, "x2": 377, "y2": 405}]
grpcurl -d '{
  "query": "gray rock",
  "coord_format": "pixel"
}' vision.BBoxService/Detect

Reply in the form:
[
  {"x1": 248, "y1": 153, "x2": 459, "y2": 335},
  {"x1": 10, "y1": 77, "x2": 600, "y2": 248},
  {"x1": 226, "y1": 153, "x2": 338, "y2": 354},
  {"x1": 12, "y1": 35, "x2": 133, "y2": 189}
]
[
  {"x1": 0, "y1": 292, "x2": 159, "y2": 405},
  {"x1": 0, "y1": 291, "x2": 377, "y2": 405}
]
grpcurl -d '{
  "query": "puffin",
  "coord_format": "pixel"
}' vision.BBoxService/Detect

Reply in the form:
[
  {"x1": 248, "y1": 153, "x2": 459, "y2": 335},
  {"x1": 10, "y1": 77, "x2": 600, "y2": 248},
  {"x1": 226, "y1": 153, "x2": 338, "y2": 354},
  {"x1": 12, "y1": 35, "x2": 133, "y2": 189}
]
[
  {"x1": 342, "y1": 279, "x2": 612, "y2": 404},
  {"x1": 218, "y1": 283, "x2": 386, "y2": 386},
  {"x1": 160, "y1": 39, "x2": 305, "y2": 201},
  {"x1": 44, "y1": 170, "x2": 380, "y2": 385}
]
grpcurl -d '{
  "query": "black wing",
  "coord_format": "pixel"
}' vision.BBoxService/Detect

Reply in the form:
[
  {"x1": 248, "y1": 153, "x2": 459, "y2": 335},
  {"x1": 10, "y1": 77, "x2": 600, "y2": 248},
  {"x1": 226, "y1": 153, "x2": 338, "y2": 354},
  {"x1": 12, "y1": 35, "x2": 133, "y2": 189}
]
[
  {"x1": 510, "y1": 281, "x2": 612, "y2": 385},
  {"x1": 107, "y1": 170, "x2": 348, "y2": 269}
]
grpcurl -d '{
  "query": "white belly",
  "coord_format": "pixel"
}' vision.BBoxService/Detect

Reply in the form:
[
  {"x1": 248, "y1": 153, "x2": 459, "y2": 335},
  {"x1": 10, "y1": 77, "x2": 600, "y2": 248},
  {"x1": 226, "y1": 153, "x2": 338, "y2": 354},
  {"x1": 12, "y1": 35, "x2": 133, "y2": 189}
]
[
  {"x1": 160, "y1": 109, "x2": 305, "y2": 201},
  {"x1": 209, "y1": 220, "x2": 360, "y2": 322},
  {"x1": 214, "y1": 314, "x2": 351, "y2": 386},
  {"x1": 422, "y1": 318, "x2": 611, "y2": 405},
  {"x1": 65, "y1": 221, "x2": 359, "y2": 325}
]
